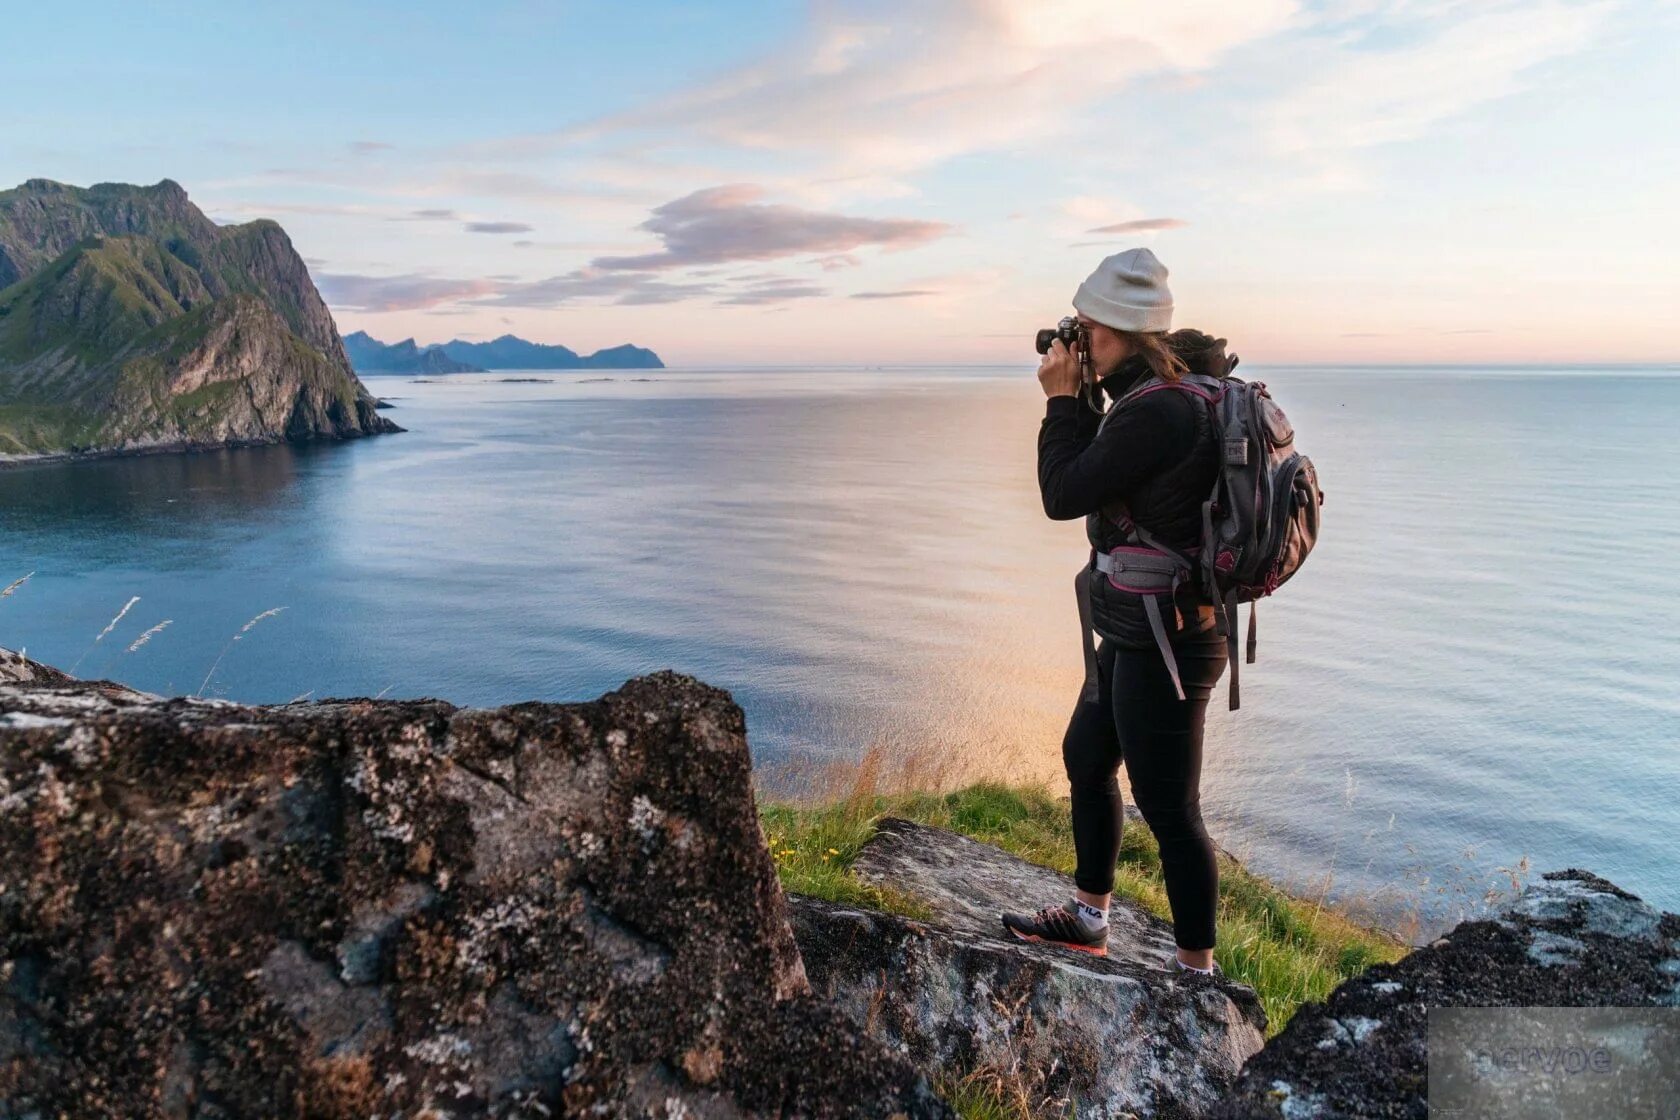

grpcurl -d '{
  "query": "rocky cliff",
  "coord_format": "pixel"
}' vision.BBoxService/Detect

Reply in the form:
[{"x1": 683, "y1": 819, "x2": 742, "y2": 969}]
[
  {"x1": 0, "y1": 179, "x2": 398, "y2": 459},
  {"x1": 4, "y1": 647, "x2": 1676, "y2": 1119},
  {"x1": 1208, "y1": 869, "x2": 1680, "y2": 1118},
  {"x1": 791, "y1": 817, "x2": 1267, "y2": 1118},
  {"x1": 0, "y1": 650, "x2": 949, "y2": 1118}
]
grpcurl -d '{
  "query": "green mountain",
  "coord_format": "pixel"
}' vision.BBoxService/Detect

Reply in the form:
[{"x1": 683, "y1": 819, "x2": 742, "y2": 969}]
[{"x1": 0, "y1": 178, "x2": 398, "y2": 458}]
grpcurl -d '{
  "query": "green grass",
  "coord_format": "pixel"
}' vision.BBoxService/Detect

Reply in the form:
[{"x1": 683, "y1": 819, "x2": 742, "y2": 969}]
[
  {"x1": 0, "y1": 237, "x2": 205, "y2": 370},
  {"x1": 759, "y1": 799, "x2": 932, "y2": 920},
  {"x1": 0, "y1": 402, "x2": 101, "y2": 455},
  {"x1": 934, "y1": 1071, "x2": 1049, "y2": 1120},
  {"x1": 165, "y1": 378, "x2": 243, "y2": 436},
  {"x1": 758, "y1": 778, "x2": 1409, "y2": 1043}
]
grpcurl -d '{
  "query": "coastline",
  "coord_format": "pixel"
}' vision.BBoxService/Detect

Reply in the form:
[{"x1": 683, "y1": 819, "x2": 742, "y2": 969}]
[{"x1": 0, "y1": 423, "x2": 404, "y2": 470}]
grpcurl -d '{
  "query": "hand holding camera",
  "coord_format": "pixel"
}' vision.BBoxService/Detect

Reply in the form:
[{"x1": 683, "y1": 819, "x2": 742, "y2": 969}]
[{"x1": 1035, "y1": 315, "x2": 1088, "y2": 400}]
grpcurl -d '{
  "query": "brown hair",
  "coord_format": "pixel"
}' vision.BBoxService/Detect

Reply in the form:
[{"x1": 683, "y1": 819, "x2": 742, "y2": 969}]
[{"x1": 1117, "y1": 329, "x2": 1188, "y2": 383}]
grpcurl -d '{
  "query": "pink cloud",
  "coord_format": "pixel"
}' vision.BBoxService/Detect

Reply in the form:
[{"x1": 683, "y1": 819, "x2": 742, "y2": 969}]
[
  {"x1": 498, "y1": 0, "x2": 1299, "y2": 180},
  {"x1": 590, "y1": 185, "x2": 950, "y2": 271}
]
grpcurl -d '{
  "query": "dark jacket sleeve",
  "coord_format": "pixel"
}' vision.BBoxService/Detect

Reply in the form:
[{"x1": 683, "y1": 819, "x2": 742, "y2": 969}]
[{"x1": 1037, "y1": 390, "x2": 1193, "y2": 521}]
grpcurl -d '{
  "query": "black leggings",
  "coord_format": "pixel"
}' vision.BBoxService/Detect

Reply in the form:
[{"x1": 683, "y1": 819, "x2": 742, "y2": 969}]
[{"x1": 1062, "y1": 634, "x2": 1227, "y2": 950}]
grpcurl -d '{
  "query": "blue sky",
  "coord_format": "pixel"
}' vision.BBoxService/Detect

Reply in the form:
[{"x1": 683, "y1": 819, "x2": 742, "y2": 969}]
[{"x1": 9, "y1": 0, "x2": 1679, "y2": 364}]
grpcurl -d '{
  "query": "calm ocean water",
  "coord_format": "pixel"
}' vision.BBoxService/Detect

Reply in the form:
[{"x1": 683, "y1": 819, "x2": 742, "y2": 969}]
[{"x1": 3, "y1": 365, "x2": 1676, "y2": 940}]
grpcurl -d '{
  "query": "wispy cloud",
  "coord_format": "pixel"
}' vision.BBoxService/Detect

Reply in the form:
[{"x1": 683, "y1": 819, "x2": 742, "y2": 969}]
[
  {"x1": 590, "y1": 185, "x2": 950, "y2": 271},
  {"x1": 1266, "y1": 0, "x2": 1614, "y2": 158},
  {"x1": 436, "y1": 170, "x2": 660, "y2": 209},
  {"x1": 317, "y1": 273, "x2": 500, "y2": 312},
  {"x1": 463, "y1": 221, "x2": 535, "y2": 234},
  {"x1": 476, "y1": 269, "x2": 720, "y2": 307},
  {"x1": 1056, "y1": 197, "x2": 1184, "y2": 243},
  {"x1": 349, "y1": 139, "x2": 395, "y2": 155},
  {"x1": 318, "y1": 262, "x2": 851, "y2": 312},
  {"x1": 719, "y1": 280, "x2": 829, "y2": 305},
  {"x1": 211, "y1": 201, "x2": 392, "y2": 219},
  {"x1": 201, "y1": 168, "x2": 656, "y2": 223},
  {"x1": 850, "y1": 289, "x2": 938, "y2": 300},
  {"x1": 1087, "y1": 218, "x2": 1189, "y2": 234},
  {"x1": 486, "y1": 0, "x2": 1299, "y2": 182}
]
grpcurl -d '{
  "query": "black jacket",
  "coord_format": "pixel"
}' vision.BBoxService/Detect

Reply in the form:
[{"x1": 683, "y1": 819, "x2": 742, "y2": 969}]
[{"x1": 1037, "y1": 330, "x2": 1231, "y2": 648}]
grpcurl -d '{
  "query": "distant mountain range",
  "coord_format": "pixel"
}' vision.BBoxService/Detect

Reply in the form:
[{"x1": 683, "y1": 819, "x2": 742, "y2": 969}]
[
  {"x1": 0, "y1": 178, "x2": 397, "y2": 459},
  {"x1": 342, "y1": 333, "x2": 483, "y2": 374},
  {"x1": 344, "y1": 331, "x2": 663, "y2": 373}
]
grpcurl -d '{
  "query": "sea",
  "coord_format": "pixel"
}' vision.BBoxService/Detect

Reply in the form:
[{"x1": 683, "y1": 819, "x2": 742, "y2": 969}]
[{"x1": 3, "y1": 364, "x2": 1676, "y2": 942}]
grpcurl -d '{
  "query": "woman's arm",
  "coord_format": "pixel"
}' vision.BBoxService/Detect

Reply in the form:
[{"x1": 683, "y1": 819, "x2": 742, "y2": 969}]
[{"x1": 1037, "y1": 390, "x2": 1191, "y2": 521}]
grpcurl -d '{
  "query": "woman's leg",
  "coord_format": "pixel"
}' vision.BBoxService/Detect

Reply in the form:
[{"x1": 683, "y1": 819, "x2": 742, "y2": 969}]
[
  {"x1": 1062, "y1": 637, "x2": 1124, "y2": 904},
  {"x1": 1112, "y1": 641, "x2": 1226, "y2": 964}
]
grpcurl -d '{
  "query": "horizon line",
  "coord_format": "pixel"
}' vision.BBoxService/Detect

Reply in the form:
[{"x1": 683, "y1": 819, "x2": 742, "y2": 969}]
[{"x1": 429, "y1": 360, "x2": 1680, "y2": 371}]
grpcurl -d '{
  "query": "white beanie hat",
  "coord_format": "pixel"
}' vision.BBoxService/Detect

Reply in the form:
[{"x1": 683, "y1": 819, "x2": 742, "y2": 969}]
[{"x1": 1072, "y1": 247, "x2": 1173, "y2": 333}]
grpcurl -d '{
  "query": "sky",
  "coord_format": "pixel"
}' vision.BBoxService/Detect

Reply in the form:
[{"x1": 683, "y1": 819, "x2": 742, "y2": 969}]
[{"x1": 8, "y1": 0, "x2": 1680, "y2": 365}]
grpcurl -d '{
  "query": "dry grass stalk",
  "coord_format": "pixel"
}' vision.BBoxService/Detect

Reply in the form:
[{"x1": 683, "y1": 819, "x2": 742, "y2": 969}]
[
  {"x1": 196, "y1": 607, "x2": 287, "y2": 698},
  {"x1": 126, "y1": 619, "x2": 172, "y2": 653},
  {"x1": 70, "y1": 596, "x2": 140, "y2": 672}
]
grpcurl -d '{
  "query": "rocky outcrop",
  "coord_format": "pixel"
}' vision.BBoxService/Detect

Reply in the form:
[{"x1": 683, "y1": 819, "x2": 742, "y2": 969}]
[
  {"x1": 10, "y1": 644, "x2": 1676, "y2": 1120},
  {"x1": 0, "y1": 179, "x2": 398, "y2": 459},
  {"x1": 0, "y1": 178, "x2": 217, "y2": 290},
  {"x1": 0, "y1": 653, "x2": 951, "y2": 1118},
  {"x1": 0, "y1": 646, "x2": 77, "y2": 687},
  {"x1": 790, "y1": 818, "x2": 1268, "y2": 1119},
  {"x1": 1209, "y1": 870, "x2": 1680, "y2": 1119}
]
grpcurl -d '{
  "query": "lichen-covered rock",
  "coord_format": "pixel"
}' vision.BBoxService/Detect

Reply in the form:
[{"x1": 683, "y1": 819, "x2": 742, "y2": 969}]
[
  {"x1": 789, "y1": 818, "x2": 1268, "y2": 1119},
  {"x1": 0, "y1": 654, "x2": 953, "y2": 1119},
  {"x1": 1208, "y1": 869, "x2": 1680, "y2": 1119},
  {"x1": 0, "y1": 646, "x2": 77, "y2": 687}
]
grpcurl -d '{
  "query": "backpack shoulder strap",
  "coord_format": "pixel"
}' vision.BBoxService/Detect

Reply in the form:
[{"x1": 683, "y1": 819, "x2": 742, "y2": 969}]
[
  {"x1": 1096, "y1": 373, "x2": 1162, "y2": 433},
  {"x1": 1116, "y1": 372, "x2": 1226, "y2": 410}
]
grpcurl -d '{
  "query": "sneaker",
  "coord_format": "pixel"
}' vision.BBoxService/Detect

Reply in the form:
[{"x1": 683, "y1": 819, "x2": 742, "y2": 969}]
[
  {"x1": 1162, "y1": 952, "x2": 1222, "y2": 977},
  {"x1": 1000, "y1": 900, "x2": 1108, "y2": 956}
]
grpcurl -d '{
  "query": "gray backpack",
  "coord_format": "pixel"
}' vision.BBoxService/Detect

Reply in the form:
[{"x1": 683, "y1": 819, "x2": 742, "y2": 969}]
[{"x1": 1098, "y1": 361, "x2": 1324, "y2": 710}]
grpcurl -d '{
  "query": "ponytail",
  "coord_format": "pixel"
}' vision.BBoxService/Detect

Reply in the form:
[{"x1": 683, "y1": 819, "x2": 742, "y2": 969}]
[{"x1": 1118, "y1": 330, "x2": 1188, "y2": 383}]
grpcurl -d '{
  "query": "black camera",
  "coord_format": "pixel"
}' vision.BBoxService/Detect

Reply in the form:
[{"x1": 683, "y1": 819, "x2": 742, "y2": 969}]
[
  {"x1": 1035, "y1": 315, "x2": 1102, "y2": 413},
  {"x1": 1035, "y1": 315, "x2": 1086, "y2": 356}
]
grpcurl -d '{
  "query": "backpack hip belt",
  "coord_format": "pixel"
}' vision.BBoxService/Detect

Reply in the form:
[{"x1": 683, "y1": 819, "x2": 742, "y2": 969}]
[{"x1": 1077, "y1": 533, "x2": 1194, "y2": 705}]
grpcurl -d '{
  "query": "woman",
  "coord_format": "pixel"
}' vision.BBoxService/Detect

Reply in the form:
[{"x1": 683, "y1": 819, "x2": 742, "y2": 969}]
[{"x1": 1001, "y1": 247, "x2": 1233, "y2": 976}]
